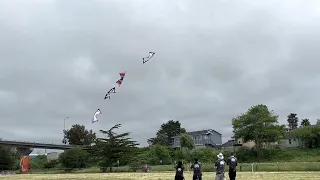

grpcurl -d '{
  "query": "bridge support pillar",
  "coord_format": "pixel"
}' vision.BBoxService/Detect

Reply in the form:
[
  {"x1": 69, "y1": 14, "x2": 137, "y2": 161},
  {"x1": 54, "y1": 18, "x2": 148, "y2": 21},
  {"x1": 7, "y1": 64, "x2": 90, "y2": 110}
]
[
  {"x1": 17, "y1": 147, "x2": 33, "y2": 156},
  {"x1": 16, "y1": 147, "x2": 33, "y2": 173}
]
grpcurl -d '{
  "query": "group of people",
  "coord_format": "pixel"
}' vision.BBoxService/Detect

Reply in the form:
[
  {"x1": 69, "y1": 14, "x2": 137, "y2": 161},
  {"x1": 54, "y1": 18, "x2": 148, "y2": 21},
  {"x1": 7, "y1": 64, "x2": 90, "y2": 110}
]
[{"x1": 174, "y1": 152, "x2": 238, "y2": 180}]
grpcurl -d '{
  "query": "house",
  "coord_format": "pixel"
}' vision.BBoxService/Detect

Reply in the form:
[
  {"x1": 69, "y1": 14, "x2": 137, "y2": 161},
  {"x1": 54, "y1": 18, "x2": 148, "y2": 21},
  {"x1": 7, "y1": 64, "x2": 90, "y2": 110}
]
[
  {"x1": 221, "y1": 140, "x2": 236, "y2": 151},
  {"x1": 221, "y1": 139, "x2": 243, "y2": 151},
  {"x1": 236, "y1": 137, "x2": 256, "y2": 148},
  {"x1": 172, "y1": 129, "x2": 222, "y2": 149},
  {"x1": 280, "y1": 129, "x2": 300, "y2": 148}
]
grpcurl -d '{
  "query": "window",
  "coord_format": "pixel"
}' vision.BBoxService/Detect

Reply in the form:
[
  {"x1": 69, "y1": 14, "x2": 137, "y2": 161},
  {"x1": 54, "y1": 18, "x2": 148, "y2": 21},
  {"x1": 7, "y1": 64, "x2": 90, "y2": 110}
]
[
  {"x1": 289, "y1": 139, "x2": 292, "y2": 144},
  {"x1": 293, "y1": 138, "x2": 296, "y2": 141},
  {"x1": 197, "y1": 135, "x2": 201, "y2": 140},
  {"x1": 204, "y1": 135, "x2": 208, "y2": 140}
]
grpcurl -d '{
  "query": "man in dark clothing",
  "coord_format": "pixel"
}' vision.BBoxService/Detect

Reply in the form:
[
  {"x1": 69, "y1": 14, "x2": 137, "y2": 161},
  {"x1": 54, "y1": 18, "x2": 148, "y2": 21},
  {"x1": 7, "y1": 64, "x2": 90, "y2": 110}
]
[
  {"x1": 215, "y1": 153, "x2": 225, "y2": 180},
  {"x1": 174, "y1": 161, "x2": 184, "y2": 180},
  {"x1": 226, "y1": 152, "x2": 238, "y2": 180},
  {"x1": 190, "y1": 158, "x2": 202, "y2": 180}
]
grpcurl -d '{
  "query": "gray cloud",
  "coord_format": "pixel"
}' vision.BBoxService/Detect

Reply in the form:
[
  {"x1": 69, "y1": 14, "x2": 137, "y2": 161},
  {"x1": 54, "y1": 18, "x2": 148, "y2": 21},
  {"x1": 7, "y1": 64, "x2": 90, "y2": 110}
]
[{"x1": 0, "y1": 0, "x2": 320, "y2": 153}]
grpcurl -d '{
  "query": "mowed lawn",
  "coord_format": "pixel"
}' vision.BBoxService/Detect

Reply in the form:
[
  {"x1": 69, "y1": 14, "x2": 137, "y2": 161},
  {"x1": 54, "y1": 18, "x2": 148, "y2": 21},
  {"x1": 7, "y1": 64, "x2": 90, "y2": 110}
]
[{"x1": 1, "y1": 172, "x2": 320, "y2": 180}]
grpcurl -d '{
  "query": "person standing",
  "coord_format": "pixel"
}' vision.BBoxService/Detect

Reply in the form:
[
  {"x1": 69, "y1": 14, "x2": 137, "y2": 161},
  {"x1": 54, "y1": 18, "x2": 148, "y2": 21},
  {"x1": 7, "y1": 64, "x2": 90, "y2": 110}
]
[
  {"x1": 215, "y1": 153, "x2": 225, "y2": 180},
  {"x1": 190, "y1": 158, "x2": 202, "y2": 180},
  {"x1": 226, "y1": 152, "x2": 238, "y2": 180},
  {"x1": 174, "y1": 161, "x2": 185, "y2": 180}
]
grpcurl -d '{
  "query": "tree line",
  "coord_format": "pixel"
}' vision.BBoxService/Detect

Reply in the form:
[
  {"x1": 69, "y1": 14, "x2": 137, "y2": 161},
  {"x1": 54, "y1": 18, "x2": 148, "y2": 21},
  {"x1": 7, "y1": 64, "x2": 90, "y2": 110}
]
[{"x1": 1, "y1": 104, "x2": 320, "y2": 171}]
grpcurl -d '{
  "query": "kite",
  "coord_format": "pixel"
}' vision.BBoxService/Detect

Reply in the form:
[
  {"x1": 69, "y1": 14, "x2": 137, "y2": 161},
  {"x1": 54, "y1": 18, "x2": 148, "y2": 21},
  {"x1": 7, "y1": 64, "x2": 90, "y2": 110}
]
[
  {"x1": 92, "y1": 109, "x2": 102, "y2": 123},
  {"x1": 116, "y1": 72, "x2": 126, "y2": 87},
  {"x1": 104, "y1": 87, "x2": 116, "y2": 99},
  {"x1": 143, "y1": 52, "x2": 155, "y2": 64}
]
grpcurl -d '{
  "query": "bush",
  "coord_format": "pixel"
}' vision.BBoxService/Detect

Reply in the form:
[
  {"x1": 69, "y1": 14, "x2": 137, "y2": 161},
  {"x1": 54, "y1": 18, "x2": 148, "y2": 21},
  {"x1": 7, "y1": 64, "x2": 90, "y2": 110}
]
[
  {"x1": 58, "y1": 148, "x2": 89, "y2": 171},
  {"x1": 0, "y1": 146, "x2": 15, "y2": 170},
  {"x1": 30, "y1": 155, "x2": 47, "y2": 169},
  {"x1": 44, "y1": 160, "x2": 58, "y2": 169}
]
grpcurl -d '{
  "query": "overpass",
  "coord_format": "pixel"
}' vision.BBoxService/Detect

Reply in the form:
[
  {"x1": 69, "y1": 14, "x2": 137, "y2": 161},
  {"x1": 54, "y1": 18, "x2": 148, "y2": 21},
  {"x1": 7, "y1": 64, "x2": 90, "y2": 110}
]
[
  {"x1": 0, "y1": 139, "x2": 89, "y2": 150},
  {"x1": 0, "y1": 139, "x2": 90, "y2": 155}
]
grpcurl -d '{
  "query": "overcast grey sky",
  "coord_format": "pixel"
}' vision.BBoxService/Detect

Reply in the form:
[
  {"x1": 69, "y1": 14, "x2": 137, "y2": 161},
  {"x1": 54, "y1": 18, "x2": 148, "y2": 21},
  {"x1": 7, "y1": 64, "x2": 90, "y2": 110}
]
[{"x1": 1, "y1": 0, "x2": 320, "y2": 153}]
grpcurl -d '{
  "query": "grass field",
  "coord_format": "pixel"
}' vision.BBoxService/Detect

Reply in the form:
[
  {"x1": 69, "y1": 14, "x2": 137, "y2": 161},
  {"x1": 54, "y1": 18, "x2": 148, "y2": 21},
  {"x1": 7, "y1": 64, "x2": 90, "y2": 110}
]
[{"x1": 1, "y1": 172, "x2": 320, "y2": 180}]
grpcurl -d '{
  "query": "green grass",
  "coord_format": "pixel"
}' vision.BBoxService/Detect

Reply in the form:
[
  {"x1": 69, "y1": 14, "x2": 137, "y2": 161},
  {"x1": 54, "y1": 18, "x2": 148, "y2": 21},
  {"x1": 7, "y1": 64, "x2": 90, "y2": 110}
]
[
  {"x1": 1, "y1": 172, "x2": 320, "y2": 180},
  {"x1": 21, "y1": 162, "x2": 320, "y2": 174}
]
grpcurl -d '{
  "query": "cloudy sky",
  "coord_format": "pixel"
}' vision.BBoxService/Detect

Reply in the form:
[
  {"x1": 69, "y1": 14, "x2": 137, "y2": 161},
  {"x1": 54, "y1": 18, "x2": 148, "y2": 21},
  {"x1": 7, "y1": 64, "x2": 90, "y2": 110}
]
[{"x1": 1, "y1": 0, "x2": 320, "y2": 153}]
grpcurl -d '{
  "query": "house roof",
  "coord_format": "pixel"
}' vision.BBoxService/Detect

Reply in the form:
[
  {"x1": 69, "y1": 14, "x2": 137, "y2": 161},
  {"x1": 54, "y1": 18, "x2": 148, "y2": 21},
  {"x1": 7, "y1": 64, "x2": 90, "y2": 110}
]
[
  {"x1": 221, "y1": 140, "x2": 235, "y2": 147},
  {"x1": 172, "y1": 129, "x2": 221, "y2": 138},
  {"x1": 188, "y1": 129, "x2": 221, "y2": 135}
]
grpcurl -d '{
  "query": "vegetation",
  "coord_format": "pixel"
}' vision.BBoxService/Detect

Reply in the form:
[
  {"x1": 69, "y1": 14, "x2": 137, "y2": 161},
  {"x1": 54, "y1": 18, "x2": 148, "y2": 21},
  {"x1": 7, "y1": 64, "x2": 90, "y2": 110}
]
[
  {"x1": 232, "y1": 104, "x2": 286, "y2": 158},
  {"x1": 180, "y1": 133, "x2": 195, "y2": 150},
  {"x1": 2, "y1": 103, "x2": 320, "y2": 173},
  {"x1": 66, "y1": 124, "x2": 96, "y2": 146},
  {"x1": 93, "y1": 124, "x2": 139, "y2": 172},
  {"x1": 292, "y1": 125, "x2": 320, "y2": 148},
  {"x1": 147, "y1": 120, "x2": 186, "y2": 146},
  {"x1": 300, "y1": 118, "x2": 311, "y2": 127},
  {"x1": 59, "y1": 148, "x2": 89, "y2": 171},
  {"x1": 287, "y1": 113, "x2": 298, "y2": 130},
  {"x1": 0, "y1": 145, "x2": 16, "y2": 170}
]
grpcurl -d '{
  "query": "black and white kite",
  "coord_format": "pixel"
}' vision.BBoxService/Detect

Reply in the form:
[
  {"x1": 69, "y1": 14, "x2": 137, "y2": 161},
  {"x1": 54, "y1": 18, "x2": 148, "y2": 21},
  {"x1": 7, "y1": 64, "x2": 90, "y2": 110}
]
[
  {"x1": 104, "y1": 87, "x2": 116, "y2": 99},
  {"x1": 92, "y1": 109, "x2": 102, "y2": 123},
  {"x1": 143, "y1": 52, "x2": 155, "y2": 64}
]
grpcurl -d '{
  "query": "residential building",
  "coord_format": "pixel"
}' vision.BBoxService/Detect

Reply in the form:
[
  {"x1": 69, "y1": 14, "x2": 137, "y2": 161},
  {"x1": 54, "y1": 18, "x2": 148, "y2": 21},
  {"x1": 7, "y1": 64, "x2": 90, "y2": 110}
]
[
  {"x1": 236, "y1": 137, "x2": 255, "y2": 148},
  {"x1": 221, "y1": 140, "x2": 235, "y2": 150},
  {"x1": 172, "y1": 129, "x2": 222, "y2": 149},
  {"x1": 280, "y1": 129, "x2": 300, "y2": 148}
]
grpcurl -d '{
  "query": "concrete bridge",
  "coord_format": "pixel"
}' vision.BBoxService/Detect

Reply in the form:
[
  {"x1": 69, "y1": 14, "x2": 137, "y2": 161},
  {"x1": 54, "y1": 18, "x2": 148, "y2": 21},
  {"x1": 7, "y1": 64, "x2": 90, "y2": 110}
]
[{"x1": 0, "y1": 139, "x2": 90, "y2": 155}]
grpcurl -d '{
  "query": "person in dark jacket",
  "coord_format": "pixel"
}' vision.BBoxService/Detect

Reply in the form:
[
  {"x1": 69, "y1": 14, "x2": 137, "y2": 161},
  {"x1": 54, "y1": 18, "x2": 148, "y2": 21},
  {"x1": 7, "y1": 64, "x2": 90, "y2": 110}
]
[
  {"x1": 215, "y1": 153, "x2": 225, "y2": 180},
  {"x1": 226, "y1": 152, "x2": 238, "y2": 180},
  {"x1": 190, "y1": 158, "x2": 202, "y2": 180},
  {"x1": 174, "y1": 161, "x2": 184, "y2": 180}
]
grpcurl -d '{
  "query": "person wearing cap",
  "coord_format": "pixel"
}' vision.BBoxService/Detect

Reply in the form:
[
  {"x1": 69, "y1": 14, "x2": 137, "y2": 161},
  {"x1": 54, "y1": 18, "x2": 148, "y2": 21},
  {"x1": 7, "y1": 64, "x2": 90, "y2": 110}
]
[
  {"x1": 226, "y1": 152, "x2": 238, "y2": 180},
  {"x1": 215, "y1": 153, "x2": 226, "y2": 180},
  {"x1": 190, "y1": 158, "x2": 202, "y2": 180}
]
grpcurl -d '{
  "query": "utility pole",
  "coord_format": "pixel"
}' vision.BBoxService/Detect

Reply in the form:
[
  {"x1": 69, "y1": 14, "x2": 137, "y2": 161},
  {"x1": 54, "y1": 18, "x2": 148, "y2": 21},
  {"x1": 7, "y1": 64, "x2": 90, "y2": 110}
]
[{"x1": 62, "y1": 117, "x2": 69, "y2": 144}]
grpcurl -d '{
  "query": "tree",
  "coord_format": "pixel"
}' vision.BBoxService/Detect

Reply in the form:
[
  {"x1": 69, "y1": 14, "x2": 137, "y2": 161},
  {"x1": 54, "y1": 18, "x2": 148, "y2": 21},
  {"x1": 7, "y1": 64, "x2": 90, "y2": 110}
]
[
  {"x1": 59, "y1": 148, "x2": 89, "y2": 171},
  {"x1": 232, "y1": 104, "x2": 285, "y2": 159},
  {"x1": 148, "y1": 120, "x2": 186, "y2": 146},
  {"x1": 66, "y1": 124, "x2": 96, "y2": 146},
  {"x1": 0, "y1": 145, "x2": 15, "y2": 170},
  {"x1": 93, "y1": 124, "x2": 139, "y2": 172},
  {"x1": 292, "y1": 125, "x2": 320, "y2": 148},
  {"x1": 300, "y1": 118, "x2": 311, "y2": 127},
  {"x1": 287, "y1": 113, "x2": 299, "y2": 130},
  {"x1": 180, "y1": 133, "x2": 195, "y2": 150}
]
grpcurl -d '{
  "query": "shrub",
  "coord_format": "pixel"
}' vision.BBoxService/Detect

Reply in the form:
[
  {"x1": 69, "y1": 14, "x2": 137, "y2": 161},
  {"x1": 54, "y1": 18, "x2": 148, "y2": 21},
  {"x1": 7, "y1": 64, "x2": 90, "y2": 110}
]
[{"x1": 58, "y1": 148, "x2": 89, "y2": 171}]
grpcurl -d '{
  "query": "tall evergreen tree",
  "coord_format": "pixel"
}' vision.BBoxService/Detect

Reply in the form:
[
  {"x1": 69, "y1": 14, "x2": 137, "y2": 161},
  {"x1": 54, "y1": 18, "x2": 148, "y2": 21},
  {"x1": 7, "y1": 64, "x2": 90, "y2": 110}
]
[{"x1": 93, "y1": 124, "x2": 139, "y2": 172}]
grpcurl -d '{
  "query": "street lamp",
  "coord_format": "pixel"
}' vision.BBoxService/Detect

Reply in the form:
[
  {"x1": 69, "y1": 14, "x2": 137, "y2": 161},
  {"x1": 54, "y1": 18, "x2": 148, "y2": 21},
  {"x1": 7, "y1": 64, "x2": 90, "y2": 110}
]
[
  {"x1": 62, "y1": 117, "x2": 69, "y2": 144},
  {"x1": 64, "y1": 117, "x2": 69, "y2": 131}
]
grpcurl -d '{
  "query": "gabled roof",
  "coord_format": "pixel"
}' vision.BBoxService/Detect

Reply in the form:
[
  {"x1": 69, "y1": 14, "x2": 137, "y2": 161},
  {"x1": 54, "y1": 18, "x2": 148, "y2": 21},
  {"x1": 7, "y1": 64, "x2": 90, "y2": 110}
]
[
  {"x1": 188, "y1": 129, "x2": 222, "y2": 136},
  {"x1": 171, "y1": 129, "x2": 221, "y2": 139},
  {"x1": 221, "y1": 140, "x2": 235, "y2": 147}
]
